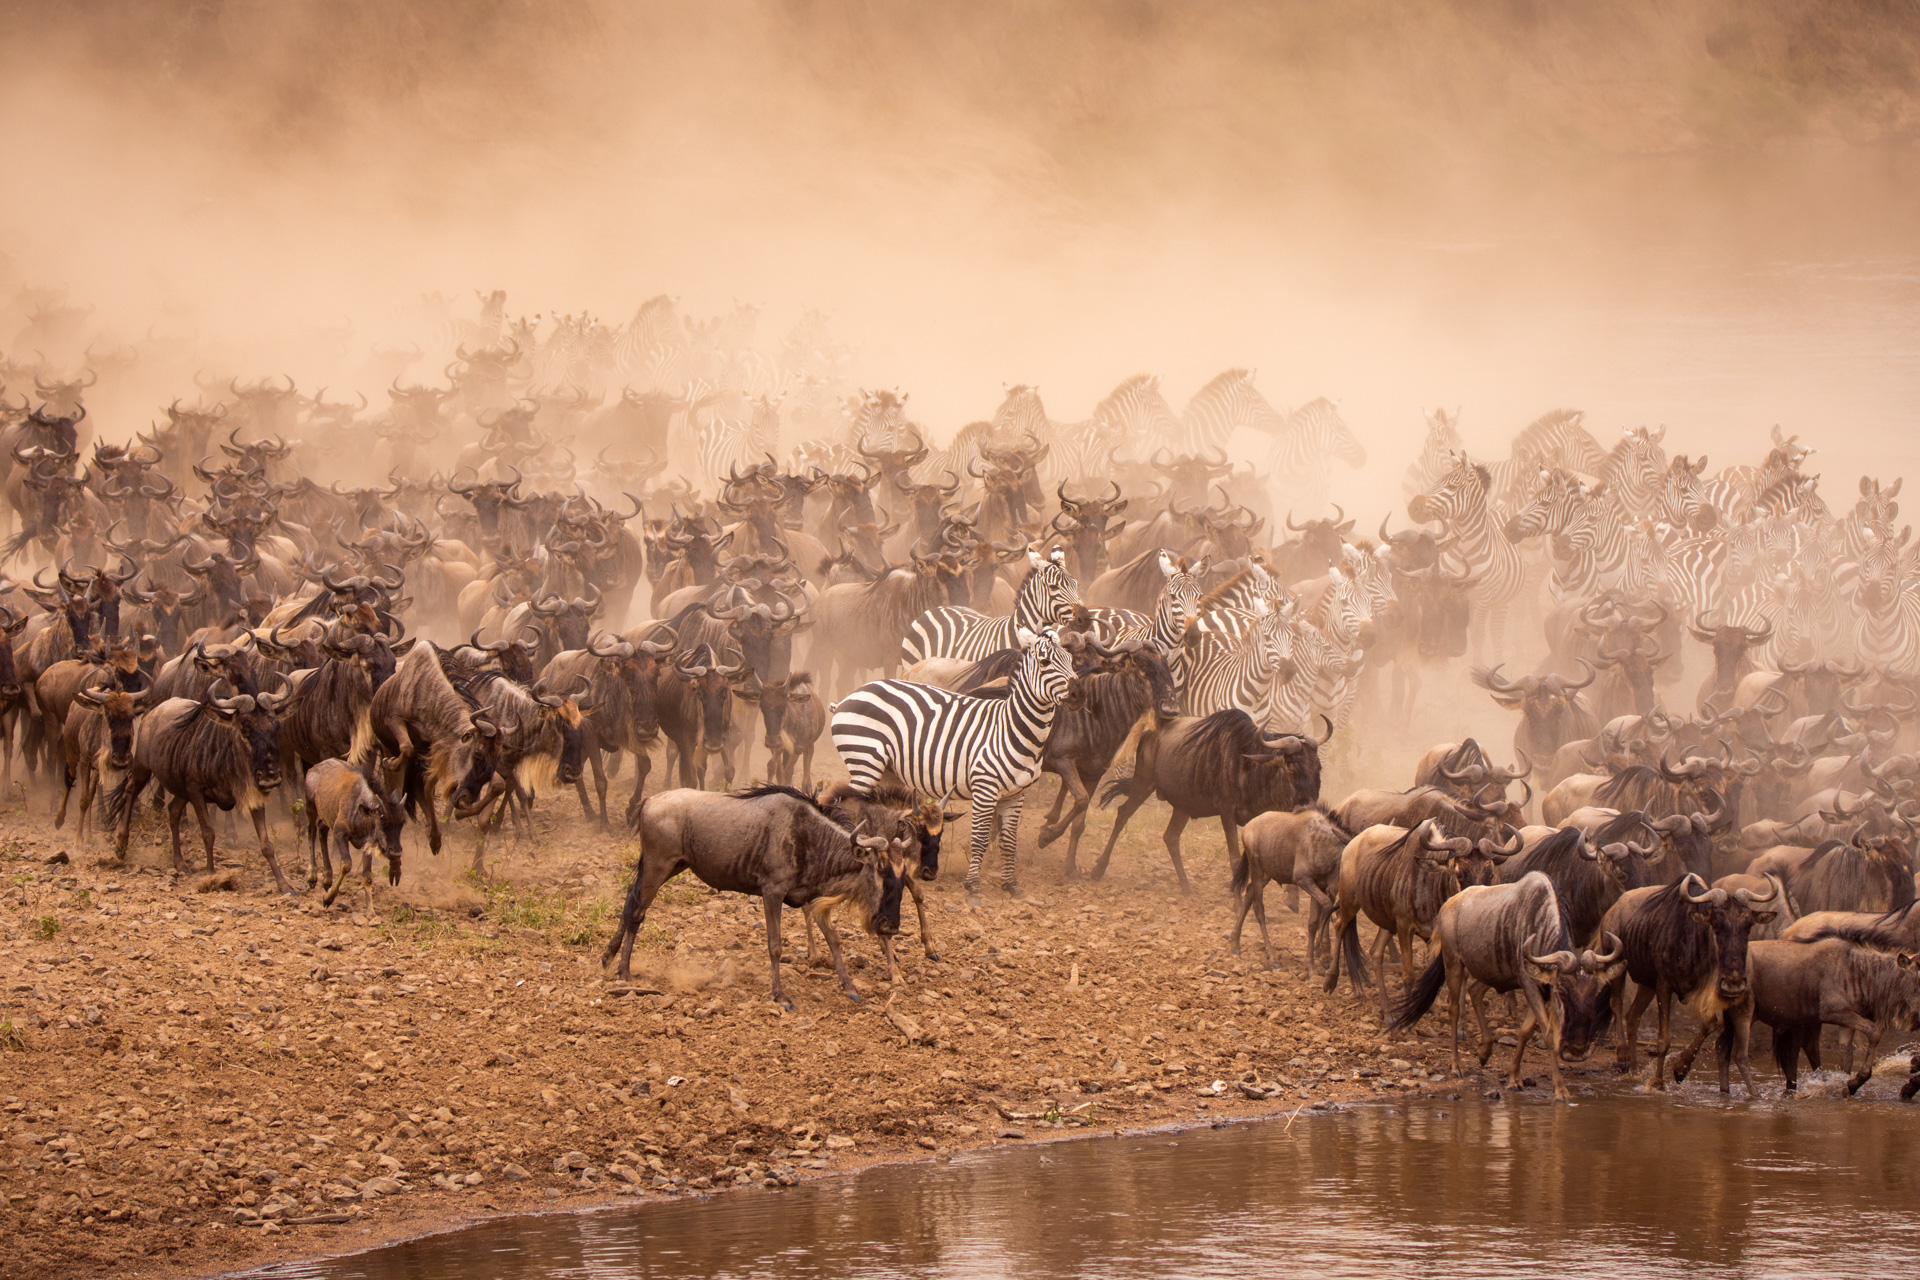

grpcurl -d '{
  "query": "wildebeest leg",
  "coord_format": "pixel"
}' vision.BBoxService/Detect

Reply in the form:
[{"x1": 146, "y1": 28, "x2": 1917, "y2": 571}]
[
  {"x1": 1219, "y1": 817, "x2": 1243, "y2": 890},
  {"x1": 800, "y1": 739, "x2": 816, "y2": 791},
  {"x1": 902, "y1": 875, "x2": 938, "y2": 961},
  {"x1": 418, "y1": 770, "x2": 445, "y2": 856},
  {"x1": 1670, "y1": 1015, "x2": 1713, "y2": 1085},
  {"x1": 1161, "y1": 811, "x2": 1193, "y2": 894},
  {"x1": 1727, "y1": 1004, "x2": 1756, "y2": 1098},
  {"x1": 808, "y1": 901, "x2": 862, "y2": 1003},
  {"x1": 1772, "y1": 1023, "x2": 1802, "y2": 1092},
  {"x1": 1447, "y1": 967, "x2": 1471, "y2": 1077},
  {"x1": 250, "y1": 804, "x2": 291, "y2": 893},
  {"x1": 877, "y1": 933, "x2": 901, "y2": 988},
  {"x1": 186, "y1": 791, "x2": 220, "y2": 876},
  {"x1": 604, "y1": 851, "x2": 678, "y2": 980},
  {"x1": 1832, "y1": 1010, "x2": 1881, "y2": 1095},
  {"x1": 761, "y1": 892, "x2": 793, "y2": 1010},
  {"x1": 1041, "y1": 765, "x2": 1090, "y2": 880},
  {"x1": 1228, "y1": 867, "x2": 1259, "y2": 958},
  {"x1": 53, "y1": 750, "x2": 75, "y2": 829},
  {"x1": 165, "y1": 792, "x2": 191, "y2": 874},
  {"x1": 577, "y1": 747, "x2": 605, "y2": 825},
  {"x1": 76, "y1": 760, "x2": 98, "y2": 844},
  {"x1": 1617, "y1": 983, "x2": 1654, "y2": 1073},
  {"x1": 1089, "y1": 739, "x2": 1160, "y2": 881},
  {"x1": 623, "y1": 748, "x2": 654, "y2": 829},
  {"x1": 323, "y1": 830, "x2": 356, "y2": 908},
  {"x1": 1301, "y1": 880, "x2": 1337, "y2": 975},
  {"x1": 1649, "y1": 985, "x2": 1675, "y2": 1089},
  {"x1": 1523, "y1": 980, "x2": 1569, "y2": 1100},
  {"x1": 1371, "y1": 926, "x2": 1401, "y2": 1024}
]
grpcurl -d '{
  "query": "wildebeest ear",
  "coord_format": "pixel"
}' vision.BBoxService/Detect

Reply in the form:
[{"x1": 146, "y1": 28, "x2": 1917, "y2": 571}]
[
  {"x1": 1751, "y1": 911, "x2": 1776, "y2": 925},
  {"x1": 1901, "y1": 952, "x2": 1917, "y2": 969}
]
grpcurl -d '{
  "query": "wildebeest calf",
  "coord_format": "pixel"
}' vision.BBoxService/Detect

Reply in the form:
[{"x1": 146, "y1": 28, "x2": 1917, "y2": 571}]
[
  {"x1": 1230, "y1": 806, "x2": 1348, "y2": 973},
  {"x1": 604, "y1": 785, "x2": 907, "y2": 1009},
  {"x1": 1747, "y1": 937, "x2": 1920, "y2": 1095},
  {"x1": 305, "y1": 759, "x2": 406, "y2": 912},
  {"x1": 55, "y1": 682, "x2": 145, "y2": 844}
]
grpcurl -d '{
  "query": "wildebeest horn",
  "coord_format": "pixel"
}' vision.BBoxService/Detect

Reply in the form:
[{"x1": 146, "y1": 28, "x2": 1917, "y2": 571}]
[
  {"x1": 1732, "y1": 878, "x2": 1779, "y2": 907},
  {"x1": 1314, "y1": 714, "x2": 1334, "y2": 745},
  {"x1": 1524, "y1": 947, "x2": 1581, "y2": 974},
  {"x1": 1582, "y1": 933, "x2": 1625, "y2": 969},
  {"x1": 1680, "y1": 873, "x2": 1726, "y2": 905}
]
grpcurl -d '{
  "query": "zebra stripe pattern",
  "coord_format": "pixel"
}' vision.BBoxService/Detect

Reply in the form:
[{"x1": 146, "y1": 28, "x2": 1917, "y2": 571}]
[
  {"x1": 900, "y1": 550, "x2": 1080, "y2": 664},
  {"x1": 832, "y1": 631, "x2": 1078, "y2": 891}
]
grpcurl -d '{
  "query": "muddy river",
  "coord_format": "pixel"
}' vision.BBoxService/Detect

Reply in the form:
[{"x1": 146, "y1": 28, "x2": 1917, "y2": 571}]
[{"x1": 248, "y1": 1092, "x2": 1920, "y2": 1279}]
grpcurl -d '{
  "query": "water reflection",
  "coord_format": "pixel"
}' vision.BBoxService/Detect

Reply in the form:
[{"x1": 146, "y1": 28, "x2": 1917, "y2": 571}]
[{"x1": 249, "y1": 1095, "x2": 1920, "y2": 1280}]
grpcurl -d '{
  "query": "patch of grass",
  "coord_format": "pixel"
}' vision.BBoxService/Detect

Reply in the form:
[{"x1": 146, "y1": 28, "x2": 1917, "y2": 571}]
[
  {"x1": 0, "y1": 1016, "x2": 28, "y2": 1052},
  {"x1": 477, "y1": 880, "x2": 615, "y2": 948},
  {"x1": 659, "y1": 877, "x2": 708, "y2": 908},
  {"x1": 33, "y1": 915, "x2": 58, "y2": 942},
  {"x1": 71, "y1": 888, "x2": 90, "y2": 910}
]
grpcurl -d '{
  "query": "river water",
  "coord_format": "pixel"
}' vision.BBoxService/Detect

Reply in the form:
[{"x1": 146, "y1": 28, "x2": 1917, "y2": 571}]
[{"x1": 249, "y1": 1093, "x2": 1920, "y2": 1280}]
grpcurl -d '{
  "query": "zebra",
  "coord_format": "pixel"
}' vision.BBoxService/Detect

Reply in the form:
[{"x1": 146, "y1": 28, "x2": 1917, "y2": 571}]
[
  {"x1": 695, "y1": 399, "x2": 779, "y2": 493},
  {"x1": 900, "y1": 548, "x2": 1081, "y2": 664},
  {"x1": 1404, "y1": 407, "x2": 1464, "y2": 502},
  {"x1": 1291, "y1": 566, "x2": 1375, "y2": 727},
  {"x1": 1200, "y1": 559, "x2": 1290, "y2": 617},
  {"x1": 1087, "y1": 550, "x2": 1204, "y2": 688},
  {"x1": 1173, "y1": 368, "x2": 1285, "y2": 458},
  {"x1": 1600, "y1": 426, "x2": 1670, "y2": 519},
  {"x1": 1267, "y1": 619, "x2": 1356, "y2": 735},
  {"x1": 1408, "y1": 453, "x2": 1524, "y2": 659},
  {"x1": 831, "y1": 628, "x2": 1079, "y2": 895},
  {"x1": 914, "y1": 420, "x2": 997, "y2": 487},
  {"x1": 1181, "y1": 606, "x2": 1294, "y2": 719},
  {"x1": 1262, "y1": 398, "x2": 1366, "y2": 499},
  {"x1": 1852, "y1": 529, "x2": 1920, "y2": 677},
  {"x1": 1092, "y1": 374, "x2": 1180, "y2": 463},
  {"x1": 848, "y1": 388, "x2": 913, "y2": 451},
  {"x1": 1508, "y1": 408, "x2": 1609, "y2": 480},
  {"x1": 1505, "y1": 467, "x2": 1638, "y2": 599}
]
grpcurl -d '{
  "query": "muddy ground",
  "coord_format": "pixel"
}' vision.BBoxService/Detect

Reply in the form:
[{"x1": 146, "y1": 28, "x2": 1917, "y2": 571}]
[{"x1": 0, "y1": 731, "x2": 1706, "y2": 1280}]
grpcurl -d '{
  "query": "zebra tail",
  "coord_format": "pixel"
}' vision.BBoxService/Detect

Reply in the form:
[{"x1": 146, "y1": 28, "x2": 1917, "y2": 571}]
[
  {"x1": 1388, "y1": 955, "x2": 1446, "y2": 1032},
  {"x1": 1097, "y1": 775, "x2": 1134, "y2": 809}
]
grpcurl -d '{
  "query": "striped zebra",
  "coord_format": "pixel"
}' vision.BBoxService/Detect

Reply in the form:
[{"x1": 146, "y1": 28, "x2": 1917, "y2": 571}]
[
  {"x1": 832, "y1": 629, "x2": 1079, "y2": 894},
  {"x1": 695, "y1": 401, "x2": 779, "y2": 492},
  {"x1": 1262, "y1": 398, "x2": 1366, "y2": 498},
  {"x1": 1408, "y1": 453, "x2": 1525, "y2": 659},
  {"x1": 1201, "y1": 560, "x2": 1290, "y2": 616},
  {"x1": 1505, "y1": 468, "x2": 1638, "y2": 599},
  {"x1": 1267, "y1": 621, "x2": 1356, "y2": 735},
  {"x1": 611, "y1": 296, "x2": 685, "y2": 389},
  {"x1": 848, "y1": 388, "x2": 913, "y2": 450},
  {"x1": 1839, "y1": 476, "x2": 1901, "y2": 562},
  {"x1": 1404, "y1": 408, "x2": 1464, "y2": 502},
  {"x1": 1172, "y1": 369, "x2": 1285, "y2": 457},
  {"x1": 1291, "y1": 567, "x2": 1374, "y2": 727},
  {"x1": 1087, "y1": 550, "x2": 1204, "y2": 688},
  {"x1": 1852, "y1": 530, "x2": 1920, "y2": 677},
  {"x1": 1182, "y1": 607, "x2": 1294, "y2": 718},
  {"x1": 914, "y1": 420, "x2": 997, "y2": 487},
  {"x1": 1508, "y1": 409, "x2": 1608, "y2": 480},
  {"x1": 900, "y1": 548, "x2": 1081, "y2": 664},
  {"x1": 1599, "y1": 426, "x2": 1670, "y2": 519},
  {"x1": 1092, "y1": 374, "x2": 1180, "y2": 462}
]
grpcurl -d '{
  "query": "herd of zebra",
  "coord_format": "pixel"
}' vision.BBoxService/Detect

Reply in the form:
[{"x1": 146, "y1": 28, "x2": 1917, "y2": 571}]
[{"x1": 7, "y1": 287, "x2": 1920, "y2": 1095}]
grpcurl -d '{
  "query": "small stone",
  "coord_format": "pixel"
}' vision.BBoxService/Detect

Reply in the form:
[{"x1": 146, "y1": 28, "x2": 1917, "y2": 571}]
[
  {"x1": 361, "y1": 1052, "x2": 387, "y2": 1073},
  {"x1": 231, "y1": 1207, "x2": 260, "y2": 1224},
  {"x1": 465, "y1": 1172, "x2": 483, "y2": 1186},
  {"x1": 501, "y1": 1163, "x2": 531, "y2": 1181},
  {"x1": 824, "y1": 1135, "x2": 854, "y2": 1150},
  {"x1": 608, "y1": 1164, "x2": 641, "y2": 1185},
  {"x1": 553, "y1": 1151, "x2": 589, "y2": 1172},
  {"x1": 997, "y1": 1127, "x2": 1026, "y2": 1140},
  {"x1": 915, "y1": 1137, "x2": 938, "y2": 1150}
]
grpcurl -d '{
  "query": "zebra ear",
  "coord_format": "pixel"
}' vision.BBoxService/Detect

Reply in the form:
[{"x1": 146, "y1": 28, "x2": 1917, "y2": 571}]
[
  {"x1": 1157, "y1": 550, "x2": 1175, "y2": 577},
  {"x1": 1015, "y1": 626, "x2": 1038, "y2": 647},
  {"x1": 1027, "y1": 549, "x2": 1043, "y2": 569}
]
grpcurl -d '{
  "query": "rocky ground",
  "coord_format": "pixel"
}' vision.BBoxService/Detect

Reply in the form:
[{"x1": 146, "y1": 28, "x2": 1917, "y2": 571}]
[{"x1": 0, "y1": 748, "x2": 1655, "y2": 1280}]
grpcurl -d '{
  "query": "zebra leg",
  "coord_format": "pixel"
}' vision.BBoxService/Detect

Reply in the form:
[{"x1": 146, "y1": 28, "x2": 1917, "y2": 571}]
[
  {"x1": 963, "y1": 787, "x2": 999, "y2": 895},
  {"x1": 995, "y1": 791, "x2": 1025, "y2": 896}
]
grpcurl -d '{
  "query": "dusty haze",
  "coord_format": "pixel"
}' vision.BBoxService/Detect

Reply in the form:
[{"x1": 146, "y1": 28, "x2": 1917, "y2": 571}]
[{"x1": 2, "y1": 0, "x2": 1918, "y2": 516}]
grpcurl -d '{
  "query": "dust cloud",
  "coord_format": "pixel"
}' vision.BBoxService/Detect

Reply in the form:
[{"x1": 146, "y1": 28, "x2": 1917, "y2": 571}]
[{"x1": 2, "y1": 1, "x2": 1918, "y2": 510}]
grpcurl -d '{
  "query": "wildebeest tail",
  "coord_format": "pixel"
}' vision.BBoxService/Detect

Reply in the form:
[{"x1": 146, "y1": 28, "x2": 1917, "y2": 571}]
[
  {"x1": 1339, "y1": 915, "x2": 1370, "y2": 988},
  {"x1": 1229, "y1": 848, "x2": 1251, "y2": 899},
  {"x1": 1388, "y1": 955, "x2": 1446, "y2": 1031},
  {"x1": 602, "y1": 832, "x2": 651, "y2": 971},
  {"x1": 1097, "y1": 775, "x2": 1133, "y2": 809}
]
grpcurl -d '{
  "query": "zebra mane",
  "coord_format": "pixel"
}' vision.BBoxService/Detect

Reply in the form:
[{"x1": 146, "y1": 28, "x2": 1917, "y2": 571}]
[
  {"x1": 1191, "y1": 368, "x2": 1252, "y2": 399},
  {"x1": 953, "y1": 647, "x2": 1022, "y2": 692}
]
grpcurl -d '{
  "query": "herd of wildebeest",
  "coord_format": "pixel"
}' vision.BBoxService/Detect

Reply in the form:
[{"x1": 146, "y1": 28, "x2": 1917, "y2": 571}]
[{"x1": 4, "y1": 292, "x2": 1920, "y2": 1106}]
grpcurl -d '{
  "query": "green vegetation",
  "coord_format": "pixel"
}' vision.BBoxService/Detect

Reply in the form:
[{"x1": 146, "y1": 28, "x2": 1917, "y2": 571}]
[
  {"x1": 475, "y1": 879, "x2": 614, "y2": 948},
  {"x1": 33, "y1": 915, "x2": 58, "y2": 941}
]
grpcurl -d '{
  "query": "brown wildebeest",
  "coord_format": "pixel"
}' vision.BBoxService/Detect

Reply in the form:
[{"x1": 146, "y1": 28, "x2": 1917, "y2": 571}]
[
  {"x1": 1229, "y1": 806, "x2": 1348, "y2": 972},
  {"x1": 604, "y1": 785, "x2": 908, "y2": 1009},
  {"x1": 362, "y1": 641, "x2": 504, "y2": 854},
  {"x1": 819, "y1": 780, "x2": 954, "y2": 983},
  {"x1": 305, "y1": 759, "x2": 406, "y2": 912},
  {"x1": 1747, "y1": 937, "x2": 1920, "y2": 1096},
  {"x1": 1600, "y1": 872, "x2": 1778, "y2": 1095},
  {"x1": 55, "y1": 679, "x2": 148, "y2": 842},
  {"x1": 107, "y1": 679, "x2": 294, "y2": 889},
  {"x1": 1389, "y1": 871, "x2": 1625, "y2": 1100},
  {"x1": 1411, "y1": 738, "x2": 1529, "y2": 800},
  {"x1": 1325, "y1": 817, "x2": 1519, "y2": 1021},
  {"x1": 1092, "y1": 709, "x2": 1325, "y2": 892},
  {"x1": 737, "y1": 670, "x2": 827, "y2": 789}
]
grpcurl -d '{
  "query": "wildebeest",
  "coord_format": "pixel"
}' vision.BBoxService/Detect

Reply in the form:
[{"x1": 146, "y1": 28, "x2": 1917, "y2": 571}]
[
  {"x1": 107, "y1": 679, "x2": 293, "y2": 890},
  {"x1": 657, "y1": 644, "x2": 749, "y2": 790},
  {"x1": 736, "y1": 670, "x2": 827, "y2": 789},
  {"x1": 1472, "y1": 660, "x2": 1597, "y2": 765},
  {"x1": 1412, "y1": 738, "x2": 1529, "y2": 799},
  {"x1": 818, "y1": 780, "x2": 951, "y2": 980},
  {"x1": 1325, "y1": 817, "x2": 1514, "y2": 1020},
  {"x1": 1600, "y1": 872, "x2": 1778, "y2": 1094},
  {"x1": 0, "y1": 601, "x2": 30, "y2": 783},
  {"x1": 1499, "y1": 824, "x2": 1656, "y2": 946},
  {"x1": 603, "y1": 785, "x2": 908, "y2": 1009},
  {"x1": 305, "y1": 759, "x2": 406, "y2": 911},
  {"x1": 1747, "y1": 937, "x2": 1920, "y2": 1095},
  {"x1": 544, "y1": 629, "x2": 675, "y2": 827},
  {"x1": 54, "y1": 680, "x2": 146, "y2": 843},
  {"x1": 362, "y1": 641, "x2": 504, "y2": 855},
  {"x1": 1092, "y1": 709, "x2": 1325, "y2": 891},
  {"x1": 1780, "y1": 829, "x2": 1916, "y2": 916},
  {"x1": 1388, "y1": 871, "x2": 1625, "y2": 1099},
  {"x1": 1033, "y1": 638, "x2": 1181, "y2": 881},
  {"x1": 1229, "y1": 805, "x2": 1349, "y2": 972}
]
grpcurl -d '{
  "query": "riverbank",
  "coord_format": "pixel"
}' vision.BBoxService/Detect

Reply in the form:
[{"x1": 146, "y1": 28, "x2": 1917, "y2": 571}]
[{"x1": 0, "y1": 780, "x2": 1579, "y2": 1280}]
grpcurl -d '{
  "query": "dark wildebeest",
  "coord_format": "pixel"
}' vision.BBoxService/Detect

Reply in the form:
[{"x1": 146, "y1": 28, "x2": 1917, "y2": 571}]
[
  {"x1": 1330, "y1": 781, "x2": 1527, "y2": 843},
  {"x1": 0, "y1": 601, "x2": 31, "y2": 783},
  {"x1": 305, "y1": 759, "x2": 407, "y2": 912},
  {"x1": 1472, "y1": 659, "x2": 1598, "y2": 768},
  {"x1": 656, "y1": 644, "x2": 750, "y2": 790},
  {"x1": 736, "y1": 670, "x2": 827, "y2": 789},
  {"x1": 107, "y1": 679, "x2": 294, "y2": 890},
  {"x1": 1412, "y1": 738, "x2": 1529, "y2": 800},
  {"x1": 54, "y1": 679, "x2": 147, "y2": 843},
  {"x1": 277, "y1": 626, "x2": 401, "y2": 790},
  {"x1": 1499, "y1": 823, "x2": 1657, "y2": 947},
  {"x1": 459, "y1": 670, "x2": 591, "y2": 850},
  {"x1": 1600, "y1": 872, "x2": 1779, "y2": 1094},
  {"x1": 1784, "y1": 829, "x2": 1916, "y2": 916},
  {"x1": 603, "y1": 785, "x2": 908, "y2": 1009},
  {"x1": 362, "y1": 641, "x2": 504, "y2": 855},
  {"x1": 544, "y1": 629, "x2": 676, "y2": 828},
  {"x1": 1747, "y1": 937, "x2": 1920, "y2": 1096},
  {"x1": 819, "y1": 780, "x2": 952, "y2": 980},
  {"x1": 1325, "y1": 818, "x2": 1518, "y2": 1022},
  {"x1": 1091, "y1": 709, "x2": 1325, "y2": 891},
  {"x1": 1229, "y1": 805, "x2": 1349, "y2": 973},
  {"x1": 1389, "y1": 872, "x2": 1626, "y2": 1100},
  {"x1": 1034, "y1": 638, "x2": 1181, "y2": 881}
]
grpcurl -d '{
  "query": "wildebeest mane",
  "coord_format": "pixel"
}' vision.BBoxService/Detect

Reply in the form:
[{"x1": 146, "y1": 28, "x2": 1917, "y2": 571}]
[{"x1": 733, "y1": 782, "x2": 835, "y2": 818}]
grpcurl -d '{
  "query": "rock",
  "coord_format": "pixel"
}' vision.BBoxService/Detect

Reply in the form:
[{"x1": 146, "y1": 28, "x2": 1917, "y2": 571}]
[
  {"x1": 608, "y1": 1163, "x2": 642, "y2": 1185},
  {"x1": 465, "y1": 1172, "x2": 483, "y2": 1185},
  {"x1": 997, "y1": 1127, "x2": 1026, "y2": 1139},
  {"x1": 824, "y1": 1135, "x2": 854, "y2": 1150},
  {"x1": 1387, "y1": 1058, "x2": 1413, "y2": 1072},
  {"x1": 501, "y1": 1163, "x2": 531, "y2": 1181},
  {"x1": 553, "y1": 1151, "x2": 589, "y2": 1172},
  {"x1": 915, "y1": 1136, "x2": 938, "y2": 1150},
  {"x1": 361, "y1": 1176, "x2": 405, "y2": 1197},
  {"x1": 231, "y1": 1207, "x2": 260, "y2": 1224},
  {"x1": 361, "y1": 1051, "x2": 387, "y2": 1073}
]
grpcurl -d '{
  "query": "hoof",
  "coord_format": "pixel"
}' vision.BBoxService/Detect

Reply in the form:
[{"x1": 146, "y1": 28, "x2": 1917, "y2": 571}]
[
  {"x1": 777, "y1": 998, "x2": 795, "y2": 1012},
  {"x1": 925, "y1": 950, "x2": 941, "y2": 963},
  {"x1": 1003, "y1": 881, "x2": 1023, "y2": 899},
  {"x1": 963, "y1": 878, "x2": 981, "y2": 895},
  {"x1": 844, "y1": 990, "x2": 863, "y2": 1004},
  {"x1": 1061, "y1": 869, "x2": 1083, "y2": 884}
]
